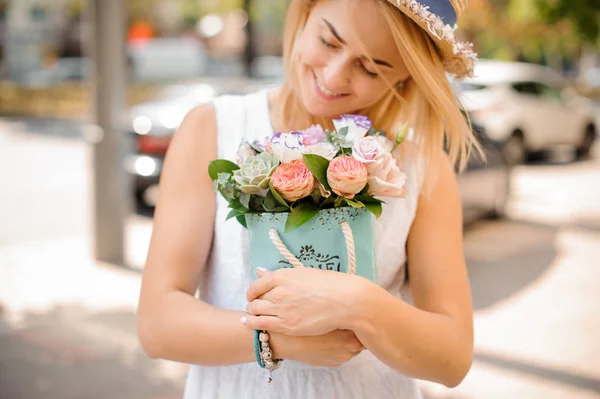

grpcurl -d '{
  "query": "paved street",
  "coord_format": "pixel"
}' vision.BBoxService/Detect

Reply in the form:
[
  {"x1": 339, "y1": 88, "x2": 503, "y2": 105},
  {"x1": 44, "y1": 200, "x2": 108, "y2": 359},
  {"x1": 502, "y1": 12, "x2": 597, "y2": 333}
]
[{"x1": 1, "y1": 119, "x2": 599, "y2": 398}]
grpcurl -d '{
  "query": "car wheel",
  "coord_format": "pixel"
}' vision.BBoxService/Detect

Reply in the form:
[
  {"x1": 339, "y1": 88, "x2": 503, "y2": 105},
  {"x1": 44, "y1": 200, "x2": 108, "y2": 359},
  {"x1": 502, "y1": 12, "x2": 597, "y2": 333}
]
[
  {"x1": 135, "y1": 188, "x2": 155, "y2": 216},
  {"x1": 503, "y1": 132, "x2": 527, "y2": 166},
  {"x1": 488, "y1": 167, "x2": 511, "y2": 220},
  {"x1": 576, "y1": 124, "x2": 596, "y2": 160}
]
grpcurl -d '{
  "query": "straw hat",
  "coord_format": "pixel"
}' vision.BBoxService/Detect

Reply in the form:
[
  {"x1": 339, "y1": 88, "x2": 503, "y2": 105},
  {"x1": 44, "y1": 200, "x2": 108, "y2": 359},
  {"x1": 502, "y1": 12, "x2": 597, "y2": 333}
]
[{"x1": 385, "y1": 0, "x2": 477, "y2": 78}]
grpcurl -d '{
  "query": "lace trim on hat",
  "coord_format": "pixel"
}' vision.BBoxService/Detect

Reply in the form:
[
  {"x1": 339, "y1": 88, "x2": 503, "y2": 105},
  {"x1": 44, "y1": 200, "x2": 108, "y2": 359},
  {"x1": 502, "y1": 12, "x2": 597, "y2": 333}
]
[{"x1": 394, "y1": 0, "x2": 478, "y2": 77}]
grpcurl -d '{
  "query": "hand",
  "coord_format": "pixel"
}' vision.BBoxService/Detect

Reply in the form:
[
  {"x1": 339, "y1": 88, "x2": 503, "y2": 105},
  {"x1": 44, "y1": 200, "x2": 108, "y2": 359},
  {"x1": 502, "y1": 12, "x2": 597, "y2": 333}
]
[
  {"x1": 270, "y1": 329, "x2": 365, "y2": 368},
  {"x1": 243, "y1": 267, "x2": 366, "y2": 336}
]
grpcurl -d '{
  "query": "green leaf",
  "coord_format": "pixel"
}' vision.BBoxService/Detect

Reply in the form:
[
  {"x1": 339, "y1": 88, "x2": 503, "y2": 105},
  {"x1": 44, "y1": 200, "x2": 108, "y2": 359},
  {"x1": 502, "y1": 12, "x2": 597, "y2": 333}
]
[
  {"x1": 333, "y1": 196, "x2": 346, "y2": 208},
  {"x1": 338, "y1": 126, "x2": 349, "y2": 136},
  {"x1": 284, "y1": 202, "x2": 320, "y2": 233},
  {"x1": 262, "y1": 191, "x2": 278, "y2": 211},
  {"x1": 236, "y1": 214, "x2": 247, "y2": 228},
  {"x1": 367, "y1": 127, "x2": 377, "y2": 136},
  {"x1": 248, "y1": 142, "x2": 264, "y2": 153},
  {"x1": 345, "y1": 199, "x2": 365, "y2": 209},
  {"x1": 226, "y1": 208, "x2": 246, "y2": 221},
  {"x1": 208, "y1": 160, "x2": 239, "y2": 181},
  {"x1": 239, "y1": 192, "x2": 251, "y2": 209},
  {"x1": 302, "y1": 154, "x2": 331, "y2": 191},
  {"x1": 364, "y1": 203, "x2": 383, "y2": 218},
  {"x1": 354, "y1": 195, "x2": 385, "y2": 205},
  {"x1": 228, "y1": 198, "x2": 245, "y2": 210},
  {"x1": 269, "y1": 181, "x2": 290, "y2": 208}
]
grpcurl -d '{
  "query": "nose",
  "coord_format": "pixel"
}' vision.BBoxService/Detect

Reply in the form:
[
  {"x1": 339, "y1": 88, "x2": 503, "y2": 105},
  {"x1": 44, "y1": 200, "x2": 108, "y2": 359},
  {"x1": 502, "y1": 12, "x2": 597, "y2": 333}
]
[{"x1": 322, "y1": 56, "x2": 350, "y2": 91}]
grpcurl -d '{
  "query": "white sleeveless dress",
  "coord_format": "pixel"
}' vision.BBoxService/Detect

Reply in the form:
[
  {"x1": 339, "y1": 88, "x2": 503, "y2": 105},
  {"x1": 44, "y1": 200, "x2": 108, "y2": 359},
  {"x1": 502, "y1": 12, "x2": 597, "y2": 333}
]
[{"x1": 183, "y1": 90, "x2": 424, "y2": 399}]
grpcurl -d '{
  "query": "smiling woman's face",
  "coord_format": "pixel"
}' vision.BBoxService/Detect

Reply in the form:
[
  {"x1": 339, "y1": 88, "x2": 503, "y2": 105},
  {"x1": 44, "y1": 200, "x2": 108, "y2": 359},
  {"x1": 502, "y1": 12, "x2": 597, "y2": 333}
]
[{"x1": 292, "y1": 0, "x2": 409, "y2": 118}]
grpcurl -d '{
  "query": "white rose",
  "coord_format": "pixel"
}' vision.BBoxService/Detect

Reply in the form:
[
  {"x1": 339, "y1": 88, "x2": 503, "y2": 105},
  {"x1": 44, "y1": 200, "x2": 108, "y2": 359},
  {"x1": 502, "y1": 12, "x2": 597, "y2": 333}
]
[{"x1": 304, "y1": 142, "x2": 338, "y2": 161}]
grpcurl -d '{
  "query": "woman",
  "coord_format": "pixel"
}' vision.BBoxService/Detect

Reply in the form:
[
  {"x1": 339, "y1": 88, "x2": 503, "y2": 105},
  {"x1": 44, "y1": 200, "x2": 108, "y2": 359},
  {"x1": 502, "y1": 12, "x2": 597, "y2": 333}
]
[{"x1": 137, "y1": 0, "x2": 478, "y2": 397}]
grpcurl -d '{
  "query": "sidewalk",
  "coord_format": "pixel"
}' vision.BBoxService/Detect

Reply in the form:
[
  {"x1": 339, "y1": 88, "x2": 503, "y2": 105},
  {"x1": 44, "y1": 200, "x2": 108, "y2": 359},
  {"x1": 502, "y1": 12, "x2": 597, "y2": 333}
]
[{"x1": 0, "y1": 238, "x2": 187, "y2": 399}]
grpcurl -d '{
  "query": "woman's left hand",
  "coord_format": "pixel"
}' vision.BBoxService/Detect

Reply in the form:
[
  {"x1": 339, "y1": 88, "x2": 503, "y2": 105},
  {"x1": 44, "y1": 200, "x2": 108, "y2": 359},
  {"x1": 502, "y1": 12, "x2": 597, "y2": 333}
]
[{"x1": 243, "y1": 267, "x2": 366, "y2": 336}]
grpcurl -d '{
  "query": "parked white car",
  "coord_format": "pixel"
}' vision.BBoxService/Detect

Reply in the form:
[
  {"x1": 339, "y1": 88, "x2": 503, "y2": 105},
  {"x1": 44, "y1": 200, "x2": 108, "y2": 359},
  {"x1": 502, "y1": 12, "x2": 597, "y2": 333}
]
[{"x1": 456, "y1": 60, "x2": 597, "y2": 163}]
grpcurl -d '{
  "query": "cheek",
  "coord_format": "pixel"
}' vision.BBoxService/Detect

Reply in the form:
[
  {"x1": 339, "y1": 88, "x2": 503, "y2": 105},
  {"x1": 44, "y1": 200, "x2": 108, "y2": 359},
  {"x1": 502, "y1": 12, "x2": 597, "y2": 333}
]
[
  {"x1": 353, "y1": 80, "x2": 391, "y2": 106},
  {"x1": 295, "y1": 36, "x2": 326, "y2": 70}
]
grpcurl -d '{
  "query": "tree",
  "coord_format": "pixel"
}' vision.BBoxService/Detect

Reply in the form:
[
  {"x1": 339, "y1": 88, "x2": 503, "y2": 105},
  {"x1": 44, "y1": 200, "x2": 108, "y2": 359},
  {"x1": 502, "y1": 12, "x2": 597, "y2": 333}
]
[{"x1": 534, "y1": 0, "x2": 600, "y2": 46}]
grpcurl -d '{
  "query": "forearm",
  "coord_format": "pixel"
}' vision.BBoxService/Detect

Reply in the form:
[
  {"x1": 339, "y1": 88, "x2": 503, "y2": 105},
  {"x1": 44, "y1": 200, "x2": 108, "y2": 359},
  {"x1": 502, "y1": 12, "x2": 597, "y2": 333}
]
[
  {"x1": 138, "y1": 290, "x2": 287, "y2": 366},
  {"x1": 345, "y1": 282, "x2": 473, "y2": 387}
]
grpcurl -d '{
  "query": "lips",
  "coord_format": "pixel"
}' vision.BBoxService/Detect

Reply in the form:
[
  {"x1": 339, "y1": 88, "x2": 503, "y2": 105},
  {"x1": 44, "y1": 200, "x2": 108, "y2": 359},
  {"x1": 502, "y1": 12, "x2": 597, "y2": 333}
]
[{"x1": 312, "y1": 70, "x2": 348, "y2": 100}]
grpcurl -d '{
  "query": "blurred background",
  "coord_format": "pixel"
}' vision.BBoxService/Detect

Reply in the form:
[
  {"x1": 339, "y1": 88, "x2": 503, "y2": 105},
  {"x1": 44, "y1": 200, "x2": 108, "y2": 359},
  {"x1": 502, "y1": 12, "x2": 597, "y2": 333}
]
[{"x1": 0, "y1": 0, "x2": 599, "y2": 398}]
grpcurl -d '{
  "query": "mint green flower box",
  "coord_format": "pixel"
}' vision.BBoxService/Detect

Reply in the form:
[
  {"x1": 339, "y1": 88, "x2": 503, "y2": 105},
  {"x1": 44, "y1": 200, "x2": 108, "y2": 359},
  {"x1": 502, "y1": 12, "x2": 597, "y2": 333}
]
[{"x1": 245, "y1": 207, "x2": 378, "y2": 284}]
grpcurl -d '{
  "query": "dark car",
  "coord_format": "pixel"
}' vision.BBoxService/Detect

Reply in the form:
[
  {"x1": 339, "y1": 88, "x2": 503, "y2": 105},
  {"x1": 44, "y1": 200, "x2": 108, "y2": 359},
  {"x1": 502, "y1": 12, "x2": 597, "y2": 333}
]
[
  {"x1": 458, "y1": 122, "x2": 511, "y2": 224},
  {"x1": 128, "y1": 84, "x2": 511, "y2": 224},
  {"x1": 126, "y1": 78, "x2": 279, "y2": 208}
]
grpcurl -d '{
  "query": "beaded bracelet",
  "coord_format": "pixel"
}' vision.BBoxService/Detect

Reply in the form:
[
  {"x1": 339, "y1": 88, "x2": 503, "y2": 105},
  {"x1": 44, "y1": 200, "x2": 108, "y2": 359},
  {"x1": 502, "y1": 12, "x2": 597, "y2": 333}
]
[
  {"x1": 254, "y1": 330, "x2": 281, "y2": 384},
  {"x1": 253, "y1": 330, "x2": 265, "y2": 369}
]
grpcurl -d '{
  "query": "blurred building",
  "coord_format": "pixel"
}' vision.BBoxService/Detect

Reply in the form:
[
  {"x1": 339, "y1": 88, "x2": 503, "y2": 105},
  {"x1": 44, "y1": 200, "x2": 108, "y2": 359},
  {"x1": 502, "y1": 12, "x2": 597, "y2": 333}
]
[{"x1": 1, "y1": 0, "x2": 80, "y2": 81}]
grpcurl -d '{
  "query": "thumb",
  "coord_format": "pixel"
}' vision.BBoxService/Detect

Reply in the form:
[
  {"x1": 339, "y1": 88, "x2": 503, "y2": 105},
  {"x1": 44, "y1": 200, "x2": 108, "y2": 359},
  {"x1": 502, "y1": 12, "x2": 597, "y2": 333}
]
[{"x1": 256, "y1": 267, "x2": 270, "y2": 277}]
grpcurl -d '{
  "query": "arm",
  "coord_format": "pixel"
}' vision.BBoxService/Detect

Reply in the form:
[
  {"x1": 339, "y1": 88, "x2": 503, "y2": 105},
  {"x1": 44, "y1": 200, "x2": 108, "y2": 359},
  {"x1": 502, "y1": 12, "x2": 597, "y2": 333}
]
[
  {"x1": 137, "y1": 104, "x2": 261, "y2": 365},
  {"x1": 136, "y1": 104, "x2": 363, "y2": 367},
  {"x1": 243, "y1": 153, "x2": 473, "y2": 385},
  {"x1": 346, "y1": 153, "x2": 474, "y2": 387}
]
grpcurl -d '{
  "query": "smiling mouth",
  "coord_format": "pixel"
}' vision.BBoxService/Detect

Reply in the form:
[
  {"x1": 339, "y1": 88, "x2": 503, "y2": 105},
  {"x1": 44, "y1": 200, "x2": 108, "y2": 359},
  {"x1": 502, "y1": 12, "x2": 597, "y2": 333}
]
[{"x1": 312, "y1": 70, "x2": 348, "y2": 98}]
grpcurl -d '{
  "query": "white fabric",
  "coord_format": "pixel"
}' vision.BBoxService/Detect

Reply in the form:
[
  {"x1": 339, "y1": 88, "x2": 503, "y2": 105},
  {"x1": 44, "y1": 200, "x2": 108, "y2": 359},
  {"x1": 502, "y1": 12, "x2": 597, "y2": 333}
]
[{"x1": 183, "y1": 90, "x2": 424, "y2": 399}]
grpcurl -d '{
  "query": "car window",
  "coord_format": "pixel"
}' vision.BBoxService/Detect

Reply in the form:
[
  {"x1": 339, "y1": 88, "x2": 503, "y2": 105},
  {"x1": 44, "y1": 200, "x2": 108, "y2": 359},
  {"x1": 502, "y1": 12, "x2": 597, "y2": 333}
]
[
  {"x1": 512, "y1": 81, "x2": 562, "y2": 103},
  {"x1": 536, "y1": 83, "x2": 563, "y2": 103},
  {"x1": 512, "y1": 82, "x2": 542, "y2": 96}
]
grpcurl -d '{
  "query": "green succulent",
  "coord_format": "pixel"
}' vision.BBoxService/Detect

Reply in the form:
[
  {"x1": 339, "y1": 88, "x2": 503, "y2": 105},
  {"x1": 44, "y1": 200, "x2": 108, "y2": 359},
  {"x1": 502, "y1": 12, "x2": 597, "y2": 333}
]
[{"x1": 233, "y1": 151, "x2": 279, "y2": 197}]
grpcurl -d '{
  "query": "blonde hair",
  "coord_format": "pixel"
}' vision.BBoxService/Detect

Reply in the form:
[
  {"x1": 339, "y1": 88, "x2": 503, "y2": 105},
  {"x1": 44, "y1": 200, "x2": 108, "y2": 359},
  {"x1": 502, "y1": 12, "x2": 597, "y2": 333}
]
[{"x1": 274, "y1": 0, "x2": 482, "y2": 192}]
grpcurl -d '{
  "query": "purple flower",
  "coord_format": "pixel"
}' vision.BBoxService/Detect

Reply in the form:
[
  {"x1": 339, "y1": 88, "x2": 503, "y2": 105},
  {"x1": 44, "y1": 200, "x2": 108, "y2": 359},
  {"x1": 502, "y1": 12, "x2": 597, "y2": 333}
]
[
  {"x1": 269, "y1": 132, "x2": 305, "y2": 163},
  {"x1": 333, "y1": 114, "x2": 373, "y2": 148},
  {"x1": 301, "y1": 124, "x2": 327, "y2": 145},
  {"x1": 341, "y1": 114, "x2": 372, "y2": 130}
]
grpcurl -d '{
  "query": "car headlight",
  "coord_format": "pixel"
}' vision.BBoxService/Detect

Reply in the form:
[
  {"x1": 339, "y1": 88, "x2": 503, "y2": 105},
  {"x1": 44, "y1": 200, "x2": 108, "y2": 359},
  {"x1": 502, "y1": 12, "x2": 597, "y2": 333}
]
[
  {"x1": 159, "y1": 111, "x2": 182, "y2": 130},
  {"x1": 134, "y1": 156, "x2": 158, "y2": 177},
  {"x1": 133, "y1": 116, "x2": 152, "y2": 135}
]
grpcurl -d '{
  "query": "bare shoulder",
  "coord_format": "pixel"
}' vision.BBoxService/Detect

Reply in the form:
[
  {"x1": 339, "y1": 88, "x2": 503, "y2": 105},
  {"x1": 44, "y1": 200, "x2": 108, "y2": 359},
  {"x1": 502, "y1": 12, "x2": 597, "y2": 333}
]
[
  {"x1": 141, "y1": 102, "x2": 219, "y2": 297},
  {"x1": 417, "y1": 151, "x2": 459, "y2": 206}
]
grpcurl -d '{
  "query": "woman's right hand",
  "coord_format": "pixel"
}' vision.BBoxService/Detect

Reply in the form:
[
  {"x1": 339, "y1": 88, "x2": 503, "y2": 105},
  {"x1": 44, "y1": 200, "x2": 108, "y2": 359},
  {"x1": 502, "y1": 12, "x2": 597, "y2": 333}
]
[{"x1": 271, "y1": 329, "x2": 365, "y2": 368}]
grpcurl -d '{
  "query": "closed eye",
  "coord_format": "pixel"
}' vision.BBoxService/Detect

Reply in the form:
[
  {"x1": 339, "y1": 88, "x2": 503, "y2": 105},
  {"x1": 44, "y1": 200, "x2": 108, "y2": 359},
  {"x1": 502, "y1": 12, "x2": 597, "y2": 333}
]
[
  {"x1": 319, "y1": 37, "x2": 337, "y2": 49},
  {"x1": 359, "y1": 63, "x2": 378, "y2": 79}
]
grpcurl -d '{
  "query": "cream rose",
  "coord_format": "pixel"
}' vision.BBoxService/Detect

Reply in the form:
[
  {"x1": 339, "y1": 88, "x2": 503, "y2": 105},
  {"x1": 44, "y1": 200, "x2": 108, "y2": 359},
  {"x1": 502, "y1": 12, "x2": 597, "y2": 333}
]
[{"x1": 366, "y1": 152, "x2": 407, "y2": 198}]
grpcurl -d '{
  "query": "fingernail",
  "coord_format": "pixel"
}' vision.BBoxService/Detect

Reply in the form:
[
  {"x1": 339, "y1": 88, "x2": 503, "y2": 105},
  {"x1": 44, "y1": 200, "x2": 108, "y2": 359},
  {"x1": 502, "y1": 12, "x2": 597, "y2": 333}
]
[
  {"x1": 257, "y1": 267, "x2": 268, "y2": 272},
  {"x1": 240, "y1": 316, "x2": 247, "y2": 325}
]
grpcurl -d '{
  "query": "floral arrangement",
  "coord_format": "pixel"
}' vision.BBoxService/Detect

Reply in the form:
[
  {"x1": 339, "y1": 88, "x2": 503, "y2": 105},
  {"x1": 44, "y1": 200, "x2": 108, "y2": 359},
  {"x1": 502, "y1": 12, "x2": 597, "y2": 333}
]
[{"x1": 208, "y1": 115, "x2": 409, "y2": 233}]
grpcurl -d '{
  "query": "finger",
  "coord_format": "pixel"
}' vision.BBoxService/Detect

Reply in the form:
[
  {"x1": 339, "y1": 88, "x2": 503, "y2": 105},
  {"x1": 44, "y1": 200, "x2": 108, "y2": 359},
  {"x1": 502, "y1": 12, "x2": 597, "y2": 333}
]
[
  {"x1": 246, "y1": 299, "x2": 279, "y2": 316},
  {"x1": 246, "y1": 273, "x2": 278, "y2": 302},
  {"x1": 241, "y1": 315, "x2": 286, "y2": 333},
  {"x1": 256, "y1": 267, "x2": 270, "y2": 278}
]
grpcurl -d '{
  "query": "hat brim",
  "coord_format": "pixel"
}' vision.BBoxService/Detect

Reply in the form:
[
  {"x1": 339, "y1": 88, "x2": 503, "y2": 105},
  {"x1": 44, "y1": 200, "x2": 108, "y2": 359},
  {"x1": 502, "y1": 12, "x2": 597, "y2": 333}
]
[{"x1": 389, "y1": 0, "x2": 477, "y2": 78}]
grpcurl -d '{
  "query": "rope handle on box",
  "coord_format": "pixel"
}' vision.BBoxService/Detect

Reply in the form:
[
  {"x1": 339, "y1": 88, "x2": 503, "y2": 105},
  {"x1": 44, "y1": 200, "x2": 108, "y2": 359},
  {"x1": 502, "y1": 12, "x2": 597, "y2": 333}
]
[{"x1": 268, "y1": 222, "x2": 356, "y2": 275}]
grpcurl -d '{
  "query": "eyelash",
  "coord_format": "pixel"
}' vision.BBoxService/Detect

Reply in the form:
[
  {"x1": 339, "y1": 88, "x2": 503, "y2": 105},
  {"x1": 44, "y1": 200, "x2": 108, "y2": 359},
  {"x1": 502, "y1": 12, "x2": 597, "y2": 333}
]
[{"x1": 318, "y1": 37, "x2": 378, "y2": 79}]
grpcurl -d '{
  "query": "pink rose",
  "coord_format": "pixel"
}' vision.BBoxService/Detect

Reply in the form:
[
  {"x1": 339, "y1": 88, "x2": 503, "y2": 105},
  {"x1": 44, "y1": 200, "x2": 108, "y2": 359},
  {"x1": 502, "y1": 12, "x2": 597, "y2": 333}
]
[
  {"x1": 366, "y1": 152, "x2": 407, "y2": 198},
  {"x1": 352, "y1": 136, "x2": 383, "y2": 164},
  {"x1": 301, "y1": 124, "x2": 327, "y2": 145},
  {"x1": 326, "y1": 156, "x2": 368, "y2": 199},
  {"x1": 271, "y1": 160, "x2": 316, "y2": 202}
]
